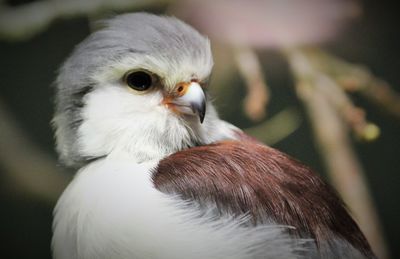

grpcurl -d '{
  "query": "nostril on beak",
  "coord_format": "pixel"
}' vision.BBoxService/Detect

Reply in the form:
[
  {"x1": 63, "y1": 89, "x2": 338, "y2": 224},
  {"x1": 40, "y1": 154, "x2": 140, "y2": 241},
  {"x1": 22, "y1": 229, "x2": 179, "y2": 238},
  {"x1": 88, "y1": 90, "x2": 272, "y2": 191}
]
[{"x1": 174, "y1": 82, "x2": 190, "y2": 97}]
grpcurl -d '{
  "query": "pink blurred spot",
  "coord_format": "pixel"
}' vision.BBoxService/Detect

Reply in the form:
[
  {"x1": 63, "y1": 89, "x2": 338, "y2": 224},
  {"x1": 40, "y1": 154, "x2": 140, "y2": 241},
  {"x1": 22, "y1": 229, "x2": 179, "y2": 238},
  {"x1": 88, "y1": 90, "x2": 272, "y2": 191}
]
[{"x1": 174, "y1": 0, "x2": 361, "y2": 48}]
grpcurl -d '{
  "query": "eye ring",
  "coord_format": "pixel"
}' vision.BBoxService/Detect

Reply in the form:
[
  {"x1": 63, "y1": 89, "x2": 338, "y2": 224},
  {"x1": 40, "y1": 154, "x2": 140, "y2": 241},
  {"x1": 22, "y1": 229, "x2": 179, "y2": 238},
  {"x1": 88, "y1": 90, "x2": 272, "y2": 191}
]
[{"x1": 123, "y1": 70, "x2": 156, "y2": 91}]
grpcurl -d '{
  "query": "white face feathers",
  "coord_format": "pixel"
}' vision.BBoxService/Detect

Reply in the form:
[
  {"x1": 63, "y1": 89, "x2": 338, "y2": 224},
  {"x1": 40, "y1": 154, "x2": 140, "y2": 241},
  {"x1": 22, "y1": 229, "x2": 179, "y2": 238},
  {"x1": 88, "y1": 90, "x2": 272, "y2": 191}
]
[{"x1": 53, "y1": 13, "x2": 236, "y2": 166}]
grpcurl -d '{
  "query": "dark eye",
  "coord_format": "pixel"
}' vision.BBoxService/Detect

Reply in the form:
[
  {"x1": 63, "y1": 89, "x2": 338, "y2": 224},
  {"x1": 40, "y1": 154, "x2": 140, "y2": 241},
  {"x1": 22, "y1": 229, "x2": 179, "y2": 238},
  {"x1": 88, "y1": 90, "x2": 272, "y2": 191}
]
[{"x1": 124, "y1": 71, "x2": 154, "y2": 91}]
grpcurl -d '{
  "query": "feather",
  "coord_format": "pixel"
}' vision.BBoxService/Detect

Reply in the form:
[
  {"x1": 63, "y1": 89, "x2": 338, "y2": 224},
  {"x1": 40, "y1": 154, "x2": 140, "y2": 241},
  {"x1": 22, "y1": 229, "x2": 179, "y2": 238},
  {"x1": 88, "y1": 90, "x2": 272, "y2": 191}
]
[{"x1": 153, "y1": 140, "x2": 376, "y2": 258}]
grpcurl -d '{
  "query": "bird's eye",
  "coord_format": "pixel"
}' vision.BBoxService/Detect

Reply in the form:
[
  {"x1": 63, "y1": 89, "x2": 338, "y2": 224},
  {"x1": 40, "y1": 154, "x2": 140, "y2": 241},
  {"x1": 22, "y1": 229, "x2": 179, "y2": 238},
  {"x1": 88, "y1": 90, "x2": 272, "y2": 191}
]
[{"x1": 124, "y1": 71, "x2": 154, "y2": 91}]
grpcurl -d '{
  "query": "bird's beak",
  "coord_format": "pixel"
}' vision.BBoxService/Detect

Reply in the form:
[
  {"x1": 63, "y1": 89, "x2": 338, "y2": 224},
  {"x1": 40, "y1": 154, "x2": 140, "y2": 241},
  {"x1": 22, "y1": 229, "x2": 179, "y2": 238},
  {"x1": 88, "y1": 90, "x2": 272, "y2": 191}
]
[{"x1": 163, "y1": 81, "x2": 206, "y2": 123}]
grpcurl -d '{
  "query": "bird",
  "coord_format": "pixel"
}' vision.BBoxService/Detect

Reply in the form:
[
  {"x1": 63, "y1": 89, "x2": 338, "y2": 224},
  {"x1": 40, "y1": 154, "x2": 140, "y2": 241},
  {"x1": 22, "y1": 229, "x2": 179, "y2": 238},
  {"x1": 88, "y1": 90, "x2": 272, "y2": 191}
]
[{"x1": 51, "y1": 13, "x2": 376, "y2": 259}]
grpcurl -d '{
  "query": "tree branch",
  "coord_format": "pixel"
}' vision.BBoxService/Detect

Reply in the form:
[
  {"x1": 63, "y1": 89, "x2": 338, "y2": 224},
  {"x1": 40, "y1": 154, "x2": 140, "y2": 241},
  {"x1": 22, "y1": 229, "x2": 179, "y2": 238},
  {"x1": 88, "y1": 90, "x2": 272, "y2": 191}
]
[
  {"x1": 285, "y1": 48, "x2": 389, "y2": 259},
  {"x1": 233, "y1": 46, "x2": 270, "y2": 121},
  {"x1": 307, "y1": 49, "x2": 400, "y2": 120}
]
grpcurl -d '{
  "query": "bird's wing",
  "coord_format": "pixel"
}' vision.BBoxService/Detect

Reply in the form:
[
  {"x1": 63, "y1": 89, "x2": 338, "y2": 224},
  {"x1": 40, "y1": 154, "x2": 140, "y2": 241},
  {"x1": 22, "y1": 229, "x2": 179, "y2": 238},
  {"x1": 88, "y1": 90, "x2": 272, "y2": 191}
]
[{"x1": 153, "y1": 140, "x2": 375, "y2": 259}]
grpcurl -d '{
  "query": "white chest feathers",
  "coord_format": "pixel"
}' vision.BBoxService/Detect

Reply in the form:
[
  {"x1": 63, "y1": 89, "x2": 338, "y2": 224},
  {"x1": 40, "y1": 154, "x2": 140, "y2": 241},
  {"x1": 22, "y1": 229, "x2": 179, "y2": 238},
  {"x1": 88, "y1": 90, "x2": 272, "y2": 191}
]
[{"x1": 52, "y1": 155, "x2": 306, "y2": 259}]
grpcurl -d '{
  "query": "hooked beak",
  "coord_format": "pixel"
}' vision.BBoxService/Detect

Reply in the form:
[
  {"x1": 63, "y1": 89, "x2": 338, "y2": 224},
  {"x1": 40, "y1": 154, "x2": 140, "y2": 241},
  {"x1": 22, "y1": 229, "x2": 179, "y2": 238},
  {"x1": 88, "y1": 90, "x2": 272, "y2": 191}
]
[{"x1": 163, "y1": 82, "x2": 206, "y2": 123}]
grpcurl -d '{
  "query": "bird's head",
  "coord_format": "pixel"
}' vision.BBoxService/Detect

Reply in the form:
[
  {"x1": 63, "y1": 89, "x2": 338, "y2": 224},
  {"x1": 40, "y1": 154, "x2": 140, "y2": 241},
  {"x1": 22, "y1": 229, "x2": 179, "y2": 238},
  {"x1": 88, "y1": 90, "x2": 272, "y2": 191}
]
[{"x1": 53, "y1": 13, "x2": 236, "y2": 167}]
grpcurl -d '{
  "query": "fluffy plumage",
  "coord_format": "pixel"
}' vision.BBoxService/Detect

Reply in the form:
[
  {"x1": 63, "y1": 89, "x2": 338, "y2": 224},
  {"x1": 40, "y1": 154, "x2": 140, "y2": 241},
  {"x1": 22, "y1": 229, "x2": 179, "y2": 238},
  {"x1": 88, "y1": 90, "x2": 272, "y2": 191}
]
[
  {"x1": 53, "y1": 13, "x2": 213, "y2": 166},
  {"x1": 154, "y1": 140, "x2": 373, "y2": 258},
  {"x1": 52, "y1": 13, "x2": 375, "y2": 259}
]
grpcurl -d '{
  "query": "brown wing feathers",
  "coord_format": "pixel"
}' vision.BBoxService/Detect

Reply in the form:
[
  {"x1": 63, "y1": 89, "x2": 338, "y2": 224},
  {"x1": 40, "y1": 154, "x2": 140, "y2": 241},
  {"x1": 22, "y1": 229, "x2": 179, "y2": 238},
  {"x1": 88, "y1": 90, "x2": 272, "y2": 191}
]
[{"x1": 152, "y1": 140, "x2": 375, "y2": 258}]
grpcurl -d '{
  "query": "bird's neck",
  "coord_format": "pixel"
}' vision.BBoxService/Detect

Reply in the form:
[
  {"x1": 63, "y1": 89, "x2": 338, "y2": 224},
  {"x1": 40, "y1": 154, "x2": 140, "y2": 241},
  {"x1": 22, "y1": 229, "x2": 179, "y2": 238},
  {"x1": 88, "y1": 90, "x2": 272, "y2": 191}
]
[
  {"x1": 73, "y1": 91, "x2": 240, "y2": 165},
  {"x1": 114, "y1": 119, "x2": 240, "y2": 163}
]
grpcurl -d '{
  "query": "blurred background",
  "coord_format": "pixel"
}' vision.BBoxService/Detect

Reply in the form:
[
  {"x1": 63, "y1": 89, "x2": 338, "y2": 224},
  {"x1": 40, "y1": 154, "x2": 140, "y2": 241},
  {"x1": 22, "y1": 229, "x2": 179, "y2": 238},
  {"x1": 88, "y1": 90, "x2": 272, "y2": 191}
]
[{"x1": 0, "y1": 0, "x2": 399, "y2": 258}]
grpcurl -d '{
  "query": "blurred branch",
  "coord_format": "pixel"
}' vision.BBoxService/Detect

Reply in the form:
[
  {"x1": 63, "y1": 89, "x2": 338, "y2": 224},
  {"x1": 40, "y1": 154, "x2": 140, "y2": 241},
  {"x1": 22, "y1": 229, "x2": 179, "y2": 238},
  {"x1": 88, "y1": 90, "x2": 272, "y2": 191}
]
[
  {"x1": 244, "y1": 108, "x2": 301, "y2": 145},
  {"x1": 0, "y1": 0, "x2": 171, "y2": 41},
  {"x1": 307, "y1": 49, "x2": 400, "y2": 120},
  {"x1": 233, "y1": 46, "x2": 270, "y2": 121},
  {"x1": 312, "y1": 65, "x2": 380, "y2": 141},
  {"x1": 286, "y1": 48, "x2": 389, "y2": 259},
  {"x1": 0, "y1": 98, "x2": 69, "y2": 203}
]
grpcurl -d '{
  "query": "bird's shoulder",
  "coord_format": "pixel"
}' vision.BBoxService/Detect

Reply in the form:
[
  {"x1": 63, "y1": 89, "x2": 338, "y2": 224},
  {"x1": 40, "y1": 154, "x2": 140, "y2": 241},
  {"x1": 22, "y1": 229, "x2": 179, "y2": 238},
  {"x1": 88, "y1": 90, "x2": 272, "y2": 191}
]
[{"x1": 152, "y1": 139, "x2": 375, "y2": 258}]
